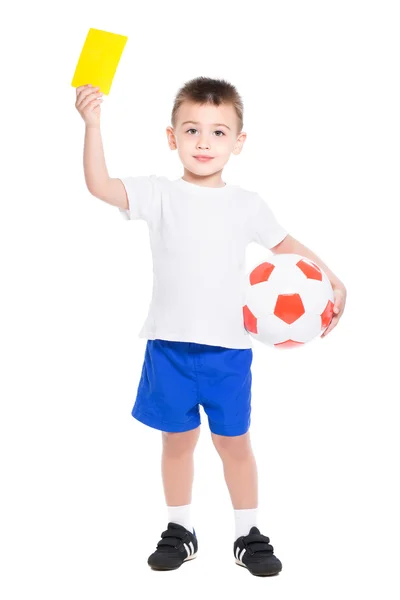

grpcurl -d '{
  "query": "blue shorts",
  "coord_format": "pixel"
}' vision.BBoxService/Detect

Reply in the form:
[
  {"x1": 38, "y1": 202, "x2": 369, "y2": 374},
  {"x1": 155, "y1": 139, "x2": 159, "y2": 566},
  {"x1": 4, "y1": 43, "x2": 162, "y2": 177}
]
[{"x1": 132, "y1": 339, "x2": 253, "y2": 437}]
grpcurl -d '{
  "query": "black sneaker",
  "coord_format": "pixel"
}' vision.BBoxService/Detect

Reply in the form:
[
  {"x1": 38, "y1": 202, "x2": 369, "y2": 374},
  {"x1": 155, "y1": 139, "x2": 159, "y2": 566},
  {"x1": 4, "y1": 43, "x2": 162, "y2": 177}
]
[
  {"x1": 234, "y1": 526, "x2": 282, "y2": 577},
  {"x1": 148, "y1": 522, "x2": 198, "y2": 571}
]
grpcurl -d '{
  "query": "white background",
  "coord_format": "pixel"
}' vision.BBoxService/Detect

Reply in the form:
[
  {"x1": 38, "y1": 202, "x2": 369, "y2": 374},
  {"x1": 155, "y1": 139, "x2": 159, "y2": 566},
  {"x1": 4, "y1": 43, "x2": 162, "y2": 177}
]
[{"x1": 1, "y1": 0, "x2": 399, "y2": 598}]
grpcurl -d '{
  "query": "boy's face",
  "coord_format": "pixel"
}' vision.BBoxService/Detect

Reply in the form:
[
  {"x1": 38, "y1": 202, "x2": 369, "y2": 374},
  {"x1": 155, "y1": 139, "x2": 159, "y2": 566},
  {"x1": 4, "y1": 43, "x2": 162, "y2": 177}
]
[{"x1": 166, "y1": 101, "x2": 247, "y2": 179}]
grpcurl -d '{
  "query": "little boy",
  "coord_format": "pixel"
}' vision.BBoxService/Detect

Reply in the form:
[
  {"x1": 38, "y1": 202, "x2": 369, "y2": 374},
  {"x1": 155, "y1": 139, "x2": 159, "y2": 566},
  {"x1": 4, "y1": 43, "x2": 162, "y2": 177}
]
[{"x1": 75, "y1": 76, "x2": 347, "y2": 577}]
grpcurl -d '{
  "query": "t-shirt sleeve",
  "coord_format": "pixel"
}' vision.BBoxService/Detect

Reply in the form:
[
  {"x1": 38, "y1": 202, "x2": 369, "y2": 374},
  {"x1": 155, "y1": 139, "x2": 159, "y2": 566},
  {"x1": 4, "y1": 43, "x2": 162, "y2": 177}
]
[
  {"x1": 117, "y1": 174, "x2": 160, "y2": 223},
  {"x1": 249, "y1": 193, "x2": 288, "y2": 249}
]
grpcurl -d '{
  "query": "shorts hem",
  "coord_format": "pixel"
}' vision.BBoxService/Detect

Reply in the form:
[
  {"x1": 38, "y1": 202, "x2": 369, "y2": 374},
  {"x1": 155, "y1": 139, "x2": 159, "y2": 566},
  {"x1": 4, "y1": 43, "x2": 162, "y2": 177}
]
[
  {"x1": 208, "y1": 418, "x2": 251, "y2": 437},
  {"x1": 132, "y1": 408, "x2": 201, "y2": 433}
]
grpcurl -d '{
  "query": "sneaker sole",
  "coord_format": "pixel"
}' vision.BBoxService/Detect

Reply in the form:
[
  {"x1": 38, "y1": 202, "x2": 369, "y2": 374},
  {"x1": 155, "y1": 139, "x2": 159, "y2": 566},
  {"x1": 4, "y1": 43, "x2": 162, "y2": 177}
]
[
  {"x1": 184, "y1": 552, "x2": 197, "y2": 562},
  {"x1": 149, "y1": 552, "x2": 197, "y2": 571},
  {"x1": 235, "y1": 558, "x2": 281, "y2": 577}
]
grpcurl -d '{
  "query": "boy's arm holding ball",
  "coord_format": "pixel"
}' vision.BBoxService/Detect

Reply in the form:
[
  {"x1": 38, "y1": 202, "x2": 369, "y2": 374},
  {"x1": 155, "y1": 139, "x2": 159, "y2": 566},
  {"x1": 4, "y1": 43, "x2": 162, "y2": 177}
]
[{"x1": 75, "y1": 84, "x2": 128, "y2": 210}]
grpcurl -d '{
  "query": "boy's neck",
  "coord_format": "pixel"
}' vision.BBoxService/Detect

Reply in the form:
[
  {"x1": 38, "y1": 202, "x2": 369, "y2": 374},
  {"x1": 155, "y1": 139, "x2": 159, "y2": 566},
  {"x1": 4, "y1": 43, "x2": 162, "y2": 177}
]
[{"x1": 182, "y1": 168, "x2": 226, "y2": 188}]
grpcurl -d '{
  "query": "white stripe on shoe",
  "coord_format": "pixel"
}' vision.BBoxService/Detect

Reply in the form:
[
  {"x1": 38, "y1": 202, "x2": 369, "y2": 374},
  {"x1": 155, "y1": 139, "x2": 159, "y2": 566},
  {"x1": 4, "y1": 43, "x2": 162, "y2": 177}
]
[
  {"x1": 183, "y1": 541, "x2": 197, "y2": 563},
  {"x1": 235, "y1": 545, "x2": 246, "y2": 565}
]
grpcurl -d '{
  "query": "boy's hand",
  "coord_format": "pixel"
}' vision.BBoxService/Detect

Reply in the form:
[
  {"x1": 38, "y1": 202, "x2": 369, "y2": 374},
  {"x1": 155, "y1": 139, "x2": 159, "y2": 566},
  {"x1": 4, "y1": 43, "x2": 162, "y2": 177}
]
[
  {"x1": 321, "y1": 285, "x2": 347, "y2": 338},
  {"x1": 75, "y1": 84, "x2": 104, "y2": 128}
]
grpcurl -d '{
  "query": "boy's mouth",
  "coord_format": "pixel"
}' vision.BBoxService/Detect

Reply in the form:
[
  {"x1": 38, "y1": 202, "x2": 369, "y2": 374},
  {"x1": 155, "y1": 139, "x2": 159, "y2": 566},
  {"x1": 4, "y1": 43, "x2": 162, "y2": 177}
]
[{"x1": 193, "y1": 155, "x2": 214, "y2": 162}]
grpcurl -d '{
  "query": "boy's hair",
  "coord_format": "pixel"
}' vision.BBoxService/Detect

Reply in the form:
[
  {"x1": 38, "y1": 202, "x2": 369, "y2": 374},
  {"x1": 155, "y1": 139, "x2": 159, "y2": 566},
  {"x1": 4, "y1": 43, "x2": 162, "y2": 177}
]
[{"x1": 171, "y1": 76, "x2": 244, "y2": 134}]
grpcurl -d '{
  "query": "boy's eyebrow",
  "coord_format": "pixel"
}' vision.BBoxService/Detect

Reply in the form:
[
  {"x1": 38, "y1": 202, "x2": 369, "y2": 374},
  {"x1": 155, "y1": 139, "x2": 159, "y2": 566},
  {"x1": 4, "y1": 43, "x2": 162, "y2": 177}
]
[{"x1": 181, "y1": 120, "x2": 231, "y2": 131}]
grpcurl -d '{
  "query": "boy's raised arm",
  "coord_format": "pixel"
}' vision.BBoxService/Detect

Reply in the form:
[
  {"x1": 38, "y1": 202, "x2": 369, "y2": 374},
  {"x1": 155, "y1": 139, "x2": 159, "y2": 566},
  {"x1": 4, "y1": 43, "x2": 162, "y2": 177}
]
[
  {"x1": 83, "y1": 126, "x2": 128, "y2": 210},
  {"x1": 75, "y1": 84, "x2": 128, "y2": 210}
]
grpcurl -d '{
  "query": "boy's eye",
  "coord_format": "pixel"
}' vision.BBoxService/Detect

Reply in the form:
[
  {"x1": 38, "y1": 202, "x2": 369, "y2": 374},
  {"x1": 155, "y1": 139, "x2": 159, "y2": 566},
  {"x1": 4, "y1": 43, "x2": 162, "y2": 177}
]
[{"x1": 186, "y1": 128, "x2": 225, "y2": 137}]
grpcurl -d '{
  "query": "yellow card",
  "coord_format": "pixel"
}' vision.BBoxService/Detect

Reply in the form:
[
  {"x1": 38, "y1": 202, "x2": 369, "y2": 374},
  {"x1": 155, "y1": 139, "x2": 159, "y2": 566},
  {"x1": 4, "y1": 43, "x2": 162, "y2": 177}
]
[{"x1": 71, "y1": 28, "x2": 128, "y2": 95}]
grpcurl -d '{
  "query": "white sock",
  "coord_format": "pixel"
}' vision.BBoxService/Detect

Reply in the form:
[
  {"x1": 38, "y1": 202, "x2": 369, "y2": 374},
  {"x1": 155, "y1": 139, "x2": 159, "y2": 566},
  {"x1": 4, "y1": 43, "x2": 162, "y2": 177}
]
[
  {"x1": 167, "y1": 504, "x2": 193, "y2": 533},
  {"x1": 234, "y1": 508, "x2": 258, "y2": 540}
]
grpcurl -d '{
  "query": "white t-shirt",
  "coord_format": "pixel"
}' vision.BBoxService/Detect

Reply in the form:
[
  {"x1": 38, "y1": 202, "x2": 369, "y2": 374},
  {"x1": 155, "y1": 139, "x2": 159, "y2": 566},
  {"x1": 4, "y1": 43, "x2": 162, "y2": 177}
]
[{"x1": 118, "y1": 175, "x2": 288, "y2": 349}]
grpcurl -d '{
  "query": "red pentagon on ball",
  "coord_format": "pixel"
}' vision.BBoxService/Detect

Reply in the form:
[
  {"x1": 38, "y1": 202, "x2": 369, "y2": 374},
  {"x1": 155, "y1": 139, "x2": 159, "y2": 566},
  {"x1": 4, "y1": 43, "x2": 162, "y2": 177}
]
[
  {"x1": 296, "y1": 258, "x2": 322, "y2": 280},
  {"x1": 321, "y1": 299, "x2": 334, "y2": 328},
  {"x1": 249, "y1": 261, "x2": 275, "y2": 285},
  {"x1": 243, "y1": 304, "x2": 257, "y2": 333},
  {"x1": 274, "y1": 293, "x2": 305, "y2": 324},
  {"x1": 275, "y1": 339, "x2": 304, "y2": 349}
]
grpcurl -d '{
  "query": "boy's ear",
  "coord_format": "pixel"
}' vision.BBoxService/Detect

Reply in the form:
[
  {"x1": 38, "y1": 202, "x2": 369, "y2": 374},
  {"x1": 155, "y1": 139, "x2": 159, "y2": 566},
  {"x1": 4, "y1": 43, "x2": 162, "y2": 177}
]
[
  {"x1": 166, "y1": 126, "x2": 177, "y2": 150},
  {"x1": 232, "y1": 131, "x2": 247, "y2": 155}
]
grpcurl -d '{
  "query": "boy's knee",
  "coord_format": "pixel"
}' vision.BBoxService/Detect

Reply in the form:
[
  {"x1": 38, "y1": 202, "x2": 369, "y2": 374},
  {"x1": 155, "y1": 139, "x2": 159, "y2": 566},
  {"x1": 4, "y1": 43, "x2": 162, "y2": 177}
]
[
  {"x1": 211, "y1": 431, "x2": 251, "y2": 460},
  {"x1": 162, "y1": 427, "x2": 200, "y2": 456}
]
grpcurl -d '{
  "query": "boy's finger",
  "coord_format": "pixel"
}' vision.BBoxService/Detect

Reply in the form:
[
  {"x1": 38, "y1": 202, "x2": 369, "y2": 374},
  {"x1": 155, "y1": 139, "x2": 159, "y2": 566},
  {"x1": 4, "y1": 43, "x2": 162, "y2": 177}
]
[{"x1": 76, "y1": 84, "x2": 95, "y2": 94}]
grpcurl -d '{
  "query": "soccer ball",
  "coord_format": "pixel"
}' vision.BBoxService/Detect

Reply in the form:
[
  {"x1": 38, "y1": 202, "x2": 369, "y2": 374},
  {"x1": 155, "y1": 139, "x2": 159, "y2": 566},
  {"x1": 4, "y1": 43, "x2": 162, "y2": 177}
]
[{"x1": 242, "y1": 253, "x2": 334, "y2": 349}]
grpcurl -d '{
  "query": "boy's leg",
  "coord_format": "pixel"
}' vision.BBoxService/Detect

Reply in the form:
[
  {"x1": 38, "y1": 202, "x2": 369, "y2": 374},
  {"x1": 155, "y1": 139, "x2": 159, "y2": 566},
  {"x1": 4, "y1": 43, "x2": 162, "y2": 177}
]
[
  {"x1": 147, "y1": 427, "x2": 200, "y2": 571},
  {"x1": 162, "y1": 426, "x2": 201, "y2": 507},
  {"x1": 211, "y1": 430, "x2": 282, "y2": 576},
  {"x1": 211, "y1": 430, "x2": 259, "y2": 538},
  {"x1": 211, "y1": 430, "x2": 258, "y2": 509}
]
